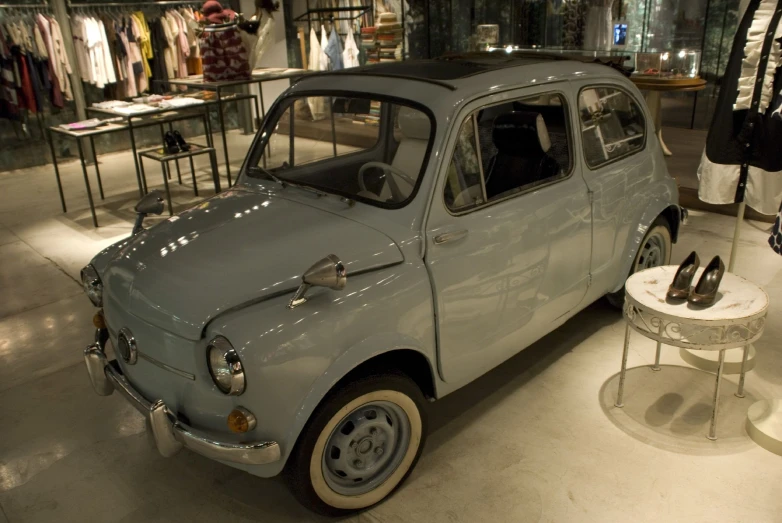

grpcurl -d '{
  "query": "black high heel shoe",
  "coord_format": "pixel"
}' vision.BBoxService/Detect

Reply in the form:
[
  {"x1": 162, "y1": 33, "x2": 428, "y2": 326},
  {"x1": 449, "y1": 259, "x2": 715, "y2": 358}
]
[
  {"x1": 172, "y1": 130, "x2": 190, "y2": 152},
  {"x1": 164, "y1": 131, "x2": 180, "y2": 154},
  {"x1": 667, "y1": 251, "x2": 700, "y2": 300},
  {"x1": 688, "y1": 255, "x2": 725, "y2": 306}
]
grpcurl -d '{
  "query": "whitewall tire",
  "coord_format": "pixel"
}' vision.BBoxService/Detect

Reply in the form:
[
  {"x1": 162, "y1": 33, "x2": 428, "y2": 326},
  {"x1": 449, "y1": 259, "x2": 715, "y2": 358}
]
[{"x1": 285, "y1": 374, "x2": 427, "y2": 515}]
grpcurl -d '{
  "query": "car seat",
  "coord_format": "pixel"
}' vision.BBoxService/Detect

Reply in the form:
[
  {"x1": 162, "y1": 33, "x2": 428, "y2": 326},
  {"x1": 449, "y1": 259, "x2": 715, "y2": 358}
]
[
  {"x1": 484, "y1": 111, "x2": 561, "y2": 200},
  {"x1": 359, "y1": 106, "x2": 430, "y2": 202}
]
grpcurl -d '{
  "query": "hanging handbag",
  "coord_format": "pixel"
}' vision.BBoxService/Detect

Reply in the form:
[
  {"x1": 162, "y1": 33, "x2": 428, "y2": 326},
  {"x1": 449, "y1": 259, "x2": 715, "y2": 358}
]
[{"x1": 199, "y1": 22, "x2": 250, "y2": 82}]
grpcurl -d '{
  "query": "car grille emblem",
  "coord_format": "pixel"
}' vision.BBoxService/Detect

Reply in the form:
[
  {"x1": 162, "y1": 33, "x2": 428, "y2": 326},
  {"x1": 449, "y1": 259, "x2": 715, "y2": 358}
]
[{"x1": 117, "y1": 328, "x2": 138, "y2": 365}]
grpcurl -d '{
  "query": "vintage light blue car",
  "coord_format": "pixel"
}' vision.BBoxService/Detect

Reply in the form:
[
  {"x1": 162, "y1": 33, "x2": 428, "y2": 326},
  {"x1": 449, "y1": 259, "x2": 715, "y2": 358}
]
[{"x1": 81, "y1": 54, "x2": 681, "y2": 514}]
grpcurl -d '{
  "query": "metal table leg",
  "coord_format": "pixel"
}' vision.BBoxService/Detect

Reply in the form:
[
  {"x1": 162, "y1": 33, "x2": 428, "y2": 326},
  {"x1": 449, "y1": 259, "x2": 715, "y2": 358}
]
[
  {"x1": 77, "y1": 138, "x2": 98, "y2": 228},
  {"x1": 167, "y1": 122, "x2": 182, "y2": 184},
  {"x1": 209, "y1": 150, "x2": 221, "y2": 193},
  {"x1": 735, "y1": 344, "x2": 751, "y2": 398},
  {"x1": 708, "y1": 349, "x2": 726, "y2": 441},
  {"x1": 652, "y1": 321, "x2": 663, "y2": 371},
  {"x1": 615, "y1": 322, "x2": 631, "y2": 408},
  {"x1": 139, "y1": 155, "x2": 148, "y2": 197},
  {"x1": 189, "y1": 155, "x2": 199, "y2": 197},
  {"x1": 161, "y1": 161, "x2": 174, "y2": 216},
  {"x1": 128, "y1": 119, "x2": 145, "y2": 197},
  {"x1": 217, "y1": 86, "x2": 232, "y2": 187},
  {"x1": 159, "y1": 125, "x2": 171, "y2": 180},
  {"x1": 258, "y1": 81, "x2": 270, "y2": 163},
  {"x1": 49, "y1": 130, "x2": 66, "y2": 212},
  {"x1": 89, "y1": 136, "x2": 105, "y2": 200}
]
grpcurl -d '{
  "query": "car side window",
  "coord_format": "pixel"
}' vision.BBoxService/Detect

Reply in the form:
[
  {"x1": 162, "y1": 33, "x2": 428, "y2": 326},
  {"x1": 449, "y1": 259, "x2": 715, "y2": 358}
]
[
  {"x1": 444, "y1": 92, "x2": 572, "y2": 212},
  {"x1": 479, "y1": 94, "x2": 570, "y2": 201},
  {"x1": 443, "y1": 117, "x2": 484, "y2": 212},
  {"x1": 578, "y1": 87, "x2": 645, "y2": 168}
]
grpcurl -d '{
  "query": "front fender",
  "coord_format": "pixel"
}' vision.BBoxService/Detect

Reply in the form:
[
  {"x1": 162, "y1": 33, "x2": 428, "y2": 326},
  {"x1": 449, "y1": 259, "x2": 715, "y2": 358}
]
[{"x1": 210, "y1": 261, "x2": 436, "y2": 477}]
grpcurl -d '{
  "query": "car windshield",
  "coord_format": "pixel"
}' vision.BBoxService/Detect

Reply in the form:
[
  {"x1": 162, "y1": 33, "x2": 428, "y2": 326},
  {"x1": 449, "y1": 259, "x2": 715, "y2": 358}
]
[{"x1": 245, "y1": 95, "x2": 434, "y2": 207}]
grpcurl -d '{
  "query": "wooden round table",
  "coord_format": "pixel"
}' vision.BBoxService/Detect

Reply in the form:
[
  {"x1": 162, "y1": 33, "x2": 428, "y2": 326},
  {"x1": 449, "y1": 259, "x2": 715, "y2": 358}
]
[{"x1": 630, "y1": 76, "x2": 707, "y2": 156}]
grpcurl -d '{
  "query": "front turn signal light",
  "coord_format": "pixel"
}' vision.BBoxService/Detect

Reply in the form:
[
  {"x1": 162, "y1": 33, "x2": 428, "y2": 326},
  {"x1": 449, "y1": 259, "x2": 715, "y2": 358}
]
[
  {"x1": 227, "y1": 407, "x2": 257, "y2": 433},
  {"x1": 93, "y1": 310, "x2": 106, "y2": 329}
]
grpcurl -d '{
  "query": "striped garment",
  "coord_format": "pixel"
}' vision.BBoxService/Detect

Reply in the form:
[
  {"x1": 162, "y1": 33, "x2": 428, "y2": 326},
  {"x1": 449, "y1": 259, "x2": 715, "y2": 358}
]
[{"x1": 199, "y1": 25, "x2": 250, "y2": 82}]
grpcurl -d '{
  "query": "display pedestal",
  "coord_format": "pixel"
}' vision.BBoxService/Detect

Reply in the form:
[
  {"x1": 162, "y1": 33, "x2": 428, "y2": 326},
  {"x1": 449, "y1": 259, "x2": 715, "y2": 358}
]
[
  {"x1": 746, "y1": 399, "x2": 782, "y2": 456},
  {"x1": 680, "y1": 345, "x2": 756, "y2": 375},
  {"x1": 615, "y1": 265, "x2": 768, "y2": 440}
]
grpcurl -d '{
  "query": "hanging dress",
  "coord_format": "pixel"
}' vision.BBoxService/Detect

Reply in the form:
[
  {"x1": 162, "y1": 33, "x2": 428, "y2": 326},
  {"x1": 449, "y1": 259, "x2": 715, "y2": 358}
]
[{"x1": 698, "y1": 0, "x2": 782, "y2": 215}]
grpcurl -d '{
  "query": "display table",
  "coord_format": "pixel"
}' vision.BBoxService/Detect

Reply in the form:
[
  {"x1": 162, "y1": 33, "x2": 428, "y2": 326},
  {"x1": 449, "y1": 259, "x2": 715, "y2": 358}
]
[
  {"x1": 51, "y1": 103, "x2": 215, "y2": 227},
  {"x1": 614, "y1": 265, "x2": 768, "y2": 440},
  {"x1": 167, "y1": 68, "x2": 309, "y2": 186},
  {"x1": 138, "y1": 144, "x2": 218, "y2": 216},
  {"x1": 630, "y1": 76, "x2": 707, "y2": 156}
]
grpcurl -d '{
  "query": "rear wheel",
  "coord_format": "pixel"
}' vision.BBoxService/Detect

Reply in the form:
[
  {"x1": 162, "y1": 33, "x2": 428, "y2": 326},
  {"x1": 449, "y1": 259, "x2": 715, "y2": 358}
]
[
  {"x1": 285, "y1": 373, "x2": 427, "y2": 516},
  {"x1": 607, "y1": 217, "x2": 672, "y2": 308}
]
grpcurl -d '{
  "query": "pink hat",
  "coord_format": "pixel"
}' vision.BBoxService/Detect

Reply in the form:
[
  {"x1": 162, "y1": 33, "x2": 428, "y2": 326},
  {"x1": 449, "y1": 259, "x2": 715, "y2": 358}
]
[{"x1": 202, "y1": 0, "x2": 236, "y2": 24}]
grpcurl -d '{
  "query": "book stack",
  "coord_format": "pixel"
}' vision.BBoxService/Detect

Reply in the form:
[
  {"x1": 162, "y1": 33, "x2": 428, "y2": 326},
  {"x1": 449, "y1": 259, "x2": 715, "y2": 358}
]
[
  {"x1": 360, "y1": 27, "x2": 378, "y2": 64},
  {"x1": 376, "y1": 12, "x2": 402, "y2": 62}
]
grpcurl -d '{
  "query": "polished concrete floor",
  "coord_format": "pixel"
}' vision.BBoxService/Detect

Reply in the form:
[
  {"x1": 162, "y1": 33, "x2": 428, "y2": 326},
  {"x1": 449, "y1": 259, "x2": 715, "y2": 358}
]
[{"x1": 1, "y1": 130, "x2": 781, "y2": 522}]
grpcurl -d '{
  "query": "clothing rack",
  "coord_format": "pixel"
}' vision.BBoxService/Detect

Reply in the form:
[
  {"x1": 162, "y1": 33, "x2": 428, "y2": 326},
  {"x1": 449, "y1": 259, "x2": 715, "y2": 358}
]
[
  {"x1": 67, "y1": 0, "x2": 201, "y2": 7},
  {"x1": 0, "y1": 3, "x2": 49, "y2": 7}
]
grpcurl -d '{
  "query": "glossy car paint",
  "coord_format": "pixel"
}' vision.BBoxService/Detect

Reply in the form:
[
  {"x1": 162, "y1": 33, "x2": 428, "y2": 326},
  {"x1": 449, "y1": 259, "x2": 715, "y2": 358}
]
[
  {"x1": 87, "y1": 60, "x2": 679, "y2": 478},
  {"x1": 424, "y1": 81, "x2": 592, "y2": 384}
]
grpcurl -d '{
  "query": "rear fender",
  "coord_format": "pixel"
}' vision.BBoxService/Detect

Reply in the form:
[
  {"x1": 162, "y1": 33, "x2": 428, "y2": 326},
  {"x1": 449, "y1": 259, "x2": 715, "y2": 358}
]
[{"x1": 609, "y1": 198, "x2": 681, "y2": 293}]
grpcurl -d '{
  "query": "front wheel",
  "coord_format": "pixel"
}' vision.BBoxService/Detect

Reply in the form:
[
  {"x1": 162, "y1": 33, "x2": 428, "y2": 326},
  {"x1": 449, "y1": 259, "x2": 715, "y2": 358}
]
[
  {"x1": 606, "y1": 217, "x2": 672, "y2": 308},
  {"x1": 285, "y1": 374, "x2": 427, "y2": 516}
]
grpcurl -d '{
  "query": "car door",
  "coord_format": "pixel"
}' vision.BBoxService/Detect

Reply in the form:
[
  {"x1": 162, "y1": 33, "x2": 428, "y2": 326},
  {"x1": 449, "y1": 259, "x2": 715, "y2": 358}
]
[
  {"x1": 570, "y1": 80, "x2": 654, "y2": 294},
  {"x1": 424, "y1": 85, "x2": 592, "y2": 385}
]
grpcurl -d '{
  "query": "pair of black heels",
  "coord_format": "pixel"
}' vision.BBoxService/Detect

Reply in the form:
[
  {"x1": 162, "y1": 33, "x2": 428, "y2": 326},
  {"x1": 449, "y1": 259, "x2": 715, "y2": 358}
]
[
  {"x1": 667, "y1": 251, "x2": 725, "y2": 306},
  {"x1": 164, "y1": 130, "x2": 190, "y2": 154}
]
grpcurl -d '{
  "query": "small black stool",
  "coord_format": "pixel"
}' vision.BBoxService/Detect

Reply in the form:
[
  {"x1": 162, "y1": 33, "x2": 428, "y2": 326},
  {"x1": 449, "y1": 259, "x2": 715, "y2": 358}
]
[{"x1": 138, "y1": 144, "x2": 220, "y2": 215}]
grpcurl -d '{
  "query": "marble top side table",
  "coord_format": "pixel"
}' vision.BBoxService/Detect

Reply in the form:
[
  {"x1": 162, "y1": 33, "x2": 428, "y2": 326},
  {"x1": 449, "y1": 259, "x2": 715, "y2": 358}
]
[{"x1": 614, "y1": 265, "x2": 768, "y2": 440}]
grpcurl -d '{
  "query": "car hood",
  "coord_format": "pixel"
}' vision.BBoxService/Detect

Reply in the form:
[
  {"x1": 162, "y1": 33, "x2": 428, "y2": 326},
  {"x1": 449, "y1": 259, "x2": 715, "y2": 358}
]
[{"x1": 99, "y1": 188, "x2": 403, "y2": 340}]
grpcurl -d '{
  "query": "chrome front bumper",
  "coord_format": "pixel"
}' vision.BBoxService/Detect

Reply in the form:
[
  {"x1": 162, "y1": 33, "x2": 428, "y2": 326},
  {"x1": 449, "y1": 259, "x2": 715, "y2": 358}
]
[{"x1": 84, "y1": 344, "x2": 281, "y2": 466}]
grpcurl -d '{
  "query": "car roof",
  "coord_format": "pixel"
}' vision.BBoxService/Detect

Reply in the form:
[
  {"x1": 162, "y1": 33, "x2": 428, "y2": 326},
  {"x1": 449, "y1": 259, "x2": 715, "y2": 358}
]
[
  {"x1": 289, "y1": 53, "x2": 630, "y2": 119},
  {"x1": 297, "y1": 52, "x2": 629, "y2": 90}
]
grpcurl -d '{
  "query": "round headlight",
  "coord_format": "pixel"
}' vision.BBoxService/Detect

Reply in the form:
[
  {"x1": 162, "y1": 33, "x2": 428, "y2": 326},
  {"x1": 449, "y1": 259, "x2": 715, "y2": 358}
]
[
  {"x1": 206, "y1": 337, "x2": 245, "y2": 395},
  {"x1": 80, "y1": 265, "x2": 103, "y2": 307}
]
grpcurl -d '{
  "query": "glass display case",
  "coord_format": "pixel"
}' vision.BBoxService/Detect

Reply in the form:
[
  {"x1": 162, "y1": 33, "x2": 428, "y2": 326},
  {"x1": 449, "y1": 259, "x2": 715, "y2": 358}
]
[{"x1": 631, "y1": 50, "x2": 701, "y2": 78}]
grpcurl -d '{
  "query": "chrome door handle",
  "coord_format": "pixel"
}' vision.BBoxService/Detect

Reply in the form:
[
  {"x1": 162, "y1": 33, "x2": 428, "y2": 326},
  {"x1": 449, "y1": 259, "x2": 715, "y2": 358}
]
[{"x1": 433, "y1": 230, "x2": 468, "y2": 245}]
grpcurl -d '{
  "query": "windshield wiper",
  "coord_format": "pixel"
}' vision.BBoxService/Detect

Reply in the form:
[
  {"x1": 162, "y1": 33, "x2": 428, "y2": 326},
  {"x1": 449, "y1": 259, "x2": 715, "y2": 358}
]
[{"x1": 247, "y1": 165, "x2": 286, "y2": 188}]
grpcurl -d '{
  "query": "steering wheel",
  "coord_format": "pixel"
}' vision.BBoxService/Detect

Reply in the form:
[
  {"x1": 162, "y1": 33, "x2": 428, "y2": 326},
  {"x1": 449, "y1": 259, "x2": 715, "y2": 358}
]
[{"x1": 358, "y1": 162, "x2": 416, "y2": 201}]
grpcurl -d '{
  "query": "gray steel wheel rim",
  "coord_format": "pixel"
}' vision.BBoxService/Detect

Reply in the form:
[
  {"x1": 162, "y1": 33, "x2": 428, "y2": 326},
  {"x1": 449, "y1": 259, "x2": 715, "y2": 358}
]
[
  {"x1": 636, "y1": 230, "x2": 667, "y2": 271},
  {"x1": 322, "y1": 400, "x2": 411, "y2": 496}
]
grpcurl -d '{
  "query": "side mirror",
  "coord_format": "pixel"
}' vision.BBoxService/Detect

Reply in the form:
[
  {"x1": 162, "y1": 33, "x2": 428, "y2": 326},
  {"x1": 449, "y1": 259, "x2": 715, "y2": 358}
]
[
  {"x1": 132, "y1": 190, "x2": 165, "y2": 236},
  {"x1": 134, "y1": 190, "x2": 165, "y2": 215},
  {"x1": 288, "y1": 254, "x2": 347, "y2": 309}
]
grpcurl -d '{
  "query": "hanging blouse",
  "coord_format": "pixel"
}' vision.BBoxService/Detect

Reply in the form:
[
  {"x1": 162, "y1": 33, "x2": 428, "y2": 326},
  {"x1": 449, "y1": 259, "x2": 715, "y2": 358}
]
[
  {"x1": 307, "y1": 27, "x2": 326, "y2": 120},
  {"x1": 324, "y1": 27, "x2": 343, "y2": 71},
  {"x1": 342, "y1": 29, "x2": 360, "y2": 68},
  {"x1": 48, "y1": 16, "x2": 72, "y2": 101},
  {"x1": 35, "y1": 14, "x2": 63, "y2": 107},
  {"x1": 159, "y1": 15, "x2": 176, "y2": 79},
  {"x1": 698, "y1": 0, "x2": 782, "y2": 215},
  {"x1": 319, "y1": 26, "x2": 329, "y2": 71}
]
